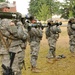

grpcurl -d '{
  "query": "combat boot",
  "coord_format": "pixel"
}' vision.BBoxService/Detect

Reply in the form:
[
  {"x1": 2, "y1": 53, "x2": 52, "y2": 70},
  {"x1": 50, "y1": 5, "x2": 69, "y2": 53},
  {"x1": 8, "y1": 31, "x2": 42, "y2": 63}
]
[
  {"x1": 31, "y1": 67, "x2": 41, "y2": 73},
  {"x1": 47, "y1": 59, "x2": 54, "y2": 64},
  {"x1": 47, "y1": 58, "x2": 58, "y2": 64},
  {"x1": 71, "y1": 53, "x2": 75, "y2": 57},
  {"x1": 53, "y1": 57, "x2": 59, "y2": 61}
]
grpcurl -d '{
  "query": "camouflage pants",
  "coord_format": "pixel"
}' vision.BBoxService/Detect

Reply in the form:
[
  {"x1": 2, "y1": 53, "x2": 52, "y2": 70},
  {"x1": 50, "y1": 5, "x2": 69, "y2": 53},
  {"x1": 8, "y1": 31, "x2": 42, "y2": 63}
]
[
  {"x1": 30, "y1": 41, "x2": 40, "y2": 68},
  {"x1": 18, "y1": 49, "x2": 25, "y2": 70},
  {"x1": 9, "y1": 45, "x2": 23, "y2": 75},
  {"x1": 47, "y1": 37, "x2": 57, "y2": 59},
  {"x1": 18, "y1": 42, "x2": 27, "y2": 70},
  {"x1": 0, "y1": 54, "x2": 10, "y2": 75},
  {"x1": 69, "y1": 35, "x2": 75, "y2": 53}
]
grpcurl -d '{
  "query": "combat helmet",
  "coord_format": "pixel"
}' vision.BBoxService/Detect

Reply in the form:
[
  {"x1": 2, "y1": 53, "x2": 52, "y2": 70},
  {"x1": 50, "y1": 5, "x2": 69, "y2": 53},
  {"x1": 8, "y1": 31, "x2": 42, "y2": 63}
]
[
  {"x1": 47, "y1": 19, "x2": 53, "y2": 26},
  {"x1": 47, "y1": 19, "x2": 53, "y2": 23},
  {"x1": 25, "y1": 14, "x2": 34, "y2": 21},
  {"x1": 68, "y1": 17, "x2": 75, "y2": 24}
]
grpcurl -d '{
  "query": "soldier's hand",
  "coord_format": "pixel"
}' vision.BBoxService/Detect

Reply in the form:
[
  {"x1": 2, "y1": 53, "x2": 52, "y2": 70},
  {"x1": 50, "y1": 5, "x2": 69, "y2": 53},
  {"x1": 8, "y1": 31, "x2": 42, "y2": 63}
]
[{"x1": 10, "y1": 21, "x2": 15, "y2": 26}]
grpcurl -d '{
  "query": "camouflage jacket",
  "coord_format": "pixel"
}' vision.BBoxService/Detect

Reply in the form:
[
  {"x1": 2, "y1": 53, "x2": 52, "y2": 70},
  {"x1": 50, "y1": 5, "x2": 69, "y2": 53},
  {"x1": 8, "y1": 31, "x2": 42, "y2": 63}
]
[
  {"x1": 0, "y1": 19, "x2": 28, "y2": 53},
  {"x1": 28, "y1": 27, "x2": 43, "y2": 43},
  {"x1": 67, "y1": 23, "x2": 75, "y2": 36},
  {"x1": 45, "y1": 25, "x2": 60, "y2": 39}
]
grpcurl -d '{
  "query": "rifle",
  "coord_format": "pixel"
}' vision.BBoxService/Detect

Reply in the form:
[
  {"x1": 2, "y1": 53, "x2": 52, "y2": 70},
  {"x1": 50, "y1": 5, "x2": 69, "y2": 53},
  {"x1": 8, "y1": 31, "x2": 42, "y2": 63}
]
[
  {"x1": 27, "y1": 23, "x2": 48, "y2": 31},
  {"x1": 2, "y1": 52, "x2": 16, "y2": 75},
  {"x1": 0, "y1": 12, "x2": 47, "y2": 30},
  {"x1": 26, "y1": 21, "x2": 62, "y2": 31},
  {"x1": 2, "y1": 64, "x2": 14, "y2": 75},
  {"x1": 0, "y1": 11, "x2": 26, "y2": 25},
  {"x1": 0, "y1": 11, "x2": 21, "y2": 19},
  {"x1": 47, "y1": 22, "x2": 62, "y2": 27}
]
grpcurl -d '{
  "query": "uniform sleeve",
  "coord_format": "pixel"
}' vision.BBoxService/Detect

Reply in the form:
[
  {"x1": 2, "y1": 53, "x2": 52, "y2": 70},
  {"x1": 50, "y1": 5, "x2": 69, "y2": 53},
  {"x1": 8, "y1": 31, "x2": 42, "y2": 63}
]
[
  {"x1": 0, "y1": 27, "x2": 10, "y2": 36},
  {"x1": 67, "y1": 24, "x2": 73, "y2": 36},
  {"x1": 16, "y1": 22, "x2": 28, "y2": 40},
  {"x1": 37, "y1": 28, "x2": 43, "y2": 39},
  {"x1": 45, "y1": 27, "x2": 50, "y2": 39},
  {"x1": 22, "y1": 29, "x2": 29, "y2": 40},
  {"x1": 29, "y1": 28, "x2": 38, "y2": 36},
  {"x1": 0, "y1": 27, "x2": 18, "y2": 40}
]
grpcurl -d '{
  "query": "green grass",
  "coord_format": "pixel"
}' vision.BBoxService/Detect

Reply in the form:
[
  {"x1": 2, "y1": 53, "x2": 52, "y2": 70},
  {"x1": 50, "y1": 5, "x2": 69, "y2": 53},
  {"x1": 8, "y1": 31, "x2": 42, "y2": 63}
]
[{"x1": 22, "y1": 27, "x2": 75, "y2": 75}]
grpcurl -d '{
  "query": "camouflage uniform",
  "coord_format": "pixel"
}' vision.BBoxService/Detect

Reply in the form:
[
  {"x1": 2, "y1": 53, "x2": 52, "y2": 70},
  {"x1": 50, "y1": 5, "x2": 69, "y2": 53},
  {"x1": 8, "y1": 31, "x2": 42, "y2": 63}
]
[
  {"x1": 0, "y1": 19, "x2": 28, "y2": 75},
  {"x1": 0, "y1": 19, "x2": 10, "y2": 75},
  {"x1": 67, "y1": 18, "x2": 75, "y2": 55},
  {"x1": 45, "y1": 19, "x2": 61, "y2": 60},
  {"x1": 17, "y1": 22, "x2": 28, "y2": 71},
  {"x1": 28, "y1": 23, "x2": 43, "y2": 72}
]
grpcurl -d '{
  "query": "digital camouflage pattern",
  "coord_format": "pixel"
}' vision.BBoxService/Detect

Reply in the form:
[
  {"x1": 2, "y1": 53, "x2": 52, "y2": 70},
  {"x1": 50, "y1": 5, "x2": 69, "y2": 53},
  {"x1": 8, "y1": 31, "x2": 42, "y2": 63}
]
[
  {"x1": 45, "y1": 25, "x2": 61, "y2": 59},
  {"x1": 28, "y1": 26, "x2": 43, "y2": 68},
  {"x1": 0, "y1": 19, "x2": 11, "y2": 74},
  {"x1": 0, "y1": 19, "x2": 28, "y2": 75},
  {"x1": 67, "y1": 21, "x2": 75, "y2": 54}
]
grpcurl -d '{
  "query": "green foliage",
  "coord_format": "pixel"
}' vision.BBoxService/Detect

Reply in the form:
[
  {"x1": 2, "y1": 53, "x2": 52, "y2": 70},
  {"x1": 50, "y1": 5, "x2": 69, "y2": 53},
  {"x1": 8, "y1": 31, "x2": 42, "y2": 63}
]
[
  {"x1": 28, "y1": 0, "x2": 42, "y2": 16},
  {"x1": 0, "y1": 0, "x2": 5, "y2": 2},
  {"x1": 28, "y1": 0, "x2": 61, "y2": 20},
  {"x1": 28, "y1": 0, "x2": 75, "y2": 19},
  {"x1": 36, "y1": 4, "x2": 50, "y2": 21},
  {"x1": 60, "y1": 0, "x2": 75, "y2": 19},
  {"x1": 73, "y1": 6, "x2": 75, "y2": 17},
  {"x1": 69, "y1": 11, "x2": 73, "y2": 18}
]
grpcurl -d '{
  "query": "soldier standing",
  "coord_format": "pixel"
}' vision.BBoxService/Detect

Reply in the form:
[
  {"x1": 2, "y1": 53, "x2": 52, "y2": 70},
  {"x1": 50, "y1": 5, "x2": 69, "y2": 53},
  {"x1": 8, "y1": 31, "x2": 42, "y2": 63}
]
[
  {"x1": 16, "y1": 20, "x2": 29, "y2": 72},
  {"x1": 28, "y1": 17, "x2": 43, "y2": 72},
  {"x1": 0, "y1": 18, "x2": 28, "y2": 75},
  {"x1": 45, "y1": 19, "x2": 61, "y2": 63},
  {"x1": 0, "y1": 19, "x2": 10, "y2": 75},
  {"x1": 67, "y1": 18, "x2": 75, "y2": 56}
]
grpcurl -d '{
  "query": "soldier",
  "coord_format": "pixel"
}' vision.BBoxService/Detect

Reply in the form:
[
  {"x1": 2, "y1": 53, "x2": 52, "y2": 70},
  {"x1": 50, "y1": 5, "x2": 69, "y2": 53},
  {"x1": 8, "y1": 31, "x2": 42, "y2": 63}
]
[
  {"x1": 0, "y1": 19, "x2": 11, "y2": 75},
  {"x1": 28, "y1": 17, "x2": 43, "y2": 72},
  {"x1": 67, "y1": 18, "x2": 75, "y2": 57},
  {"x1": 0, "y1": 18, "x2": 28, "y2": 75},
  {"x1": 45, "y1": 19, "x2": 61, "y2": 63},
  {"x1": 16, "y1": 20, "x2": 28, "y2": 72}
]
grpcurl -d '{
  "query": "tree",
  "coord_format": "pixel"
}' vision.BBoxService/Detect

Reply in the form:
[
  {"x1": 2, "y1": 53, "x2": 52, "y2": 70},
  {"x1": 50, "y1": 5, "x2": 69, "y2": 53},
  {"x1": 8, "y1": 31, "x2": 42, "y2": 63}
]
[
  {"x1": 36, "y1": 4, "x2": 50, "y2": 21},
  {"x1": 0, "y1": 0, "x2": 5, "y2": 2},
  {"x1": 60, "y1": 0, "x2": 75, "y2": 19},
  {"x1": 28, "y1": 0, "x2": 41, "y2": 16},
  {"x1": 28, "y1": 0, "x2": 62, "y2": 20}
]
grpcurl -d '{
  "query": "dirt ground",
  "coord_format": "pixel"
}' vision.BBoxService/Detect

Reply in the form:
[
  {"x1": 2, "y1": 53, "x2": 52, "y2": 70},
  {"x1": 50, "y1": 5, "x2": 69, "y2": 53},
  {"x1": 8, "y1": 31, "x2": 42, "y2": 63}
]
[{"x1": 22, "y1": 27, "x2": 75, "y2": 75}]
